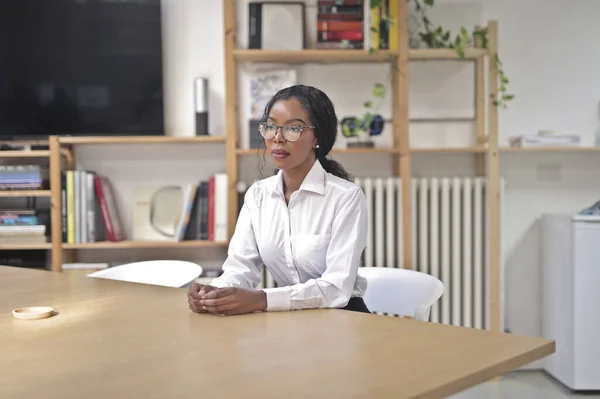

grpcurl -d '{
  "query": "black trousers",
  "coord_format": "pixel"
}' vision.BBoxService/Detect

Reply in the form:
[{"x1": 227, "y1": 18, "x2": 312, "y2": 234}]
[{"x1": 340, "y1": 297, "x2": 371, "y2": 314}]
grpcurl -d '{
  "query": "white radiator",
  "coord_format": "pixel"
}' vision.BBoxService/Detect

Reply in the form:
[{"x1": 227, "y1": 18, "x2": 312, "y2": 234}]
[
  {"x1": 354, "y1": 176, "x2": 505, "y2": 329},
  {"x1": 258, "y1": 176, "x2": 504, "y2": 330}
]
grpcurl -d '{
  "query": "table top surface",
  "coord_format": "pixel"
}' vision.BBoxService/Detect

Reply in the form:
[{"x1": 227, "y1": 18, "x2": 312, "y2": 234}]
[{"x1": 0, "y1": 266, "x2": 555, "y2": 399}]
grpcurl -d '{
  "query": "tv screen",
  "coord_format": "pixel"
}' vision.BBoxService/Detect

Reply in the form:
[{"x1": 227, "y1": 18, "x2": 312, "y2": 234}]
[{"x1": 0, "y1": 0, "x2": 164, "y2": 139}]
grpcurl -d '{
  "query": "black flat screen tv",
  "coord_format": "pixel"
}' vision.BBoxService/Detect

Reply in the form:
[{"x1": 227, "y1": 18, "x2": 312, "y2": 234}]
[{"x1": 0, "y1": 0, "x2": 164, "y2": 140}]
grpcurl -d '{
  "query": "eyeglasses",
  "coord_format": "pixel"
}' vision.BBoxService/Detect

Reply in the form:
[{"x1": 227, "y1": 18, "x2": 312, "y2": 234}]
[{"x1": 258, "y1": 122, "x2": 315, "y2": 143}]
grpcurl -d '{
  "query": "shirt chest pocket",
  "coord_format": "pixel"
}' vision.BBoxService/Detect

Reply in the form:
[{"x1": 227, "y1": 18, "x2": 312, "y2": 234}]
[{"x1": 294, "y1": 233, "x2": 331, "y2": 276}]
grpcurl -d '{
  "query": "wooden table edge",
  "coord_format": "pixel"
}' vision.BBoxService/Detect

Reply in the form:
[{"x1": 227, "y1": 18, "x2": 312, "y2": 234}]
[{"x1": 420, "y1": 339, "x2": 556, "y2": 399}]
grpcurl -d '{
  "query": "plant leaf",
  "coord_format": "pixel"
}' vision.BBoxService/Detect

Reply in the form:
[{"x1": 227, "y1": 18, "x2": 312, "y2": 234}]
[
  {"x1": 364, "y1": 101, "x2": 373, "y2": 108},
  {"x1": 372, "y1": 83, "x2": 386, "y2": 98},
  {"x1": 455, "y1": 43, "x2": 464, "y2": 58},
  {"x1": 370, "y1": 0, "x2": 383, "y2": 9},
  {"x1": 424, "y1": 0, "x2": 435, "y2": 6}
]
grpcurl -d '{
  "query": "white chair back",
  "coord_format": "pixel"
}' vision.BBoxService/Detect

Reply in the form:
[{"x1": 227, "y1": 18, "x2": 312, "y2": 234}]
[
  {"x1": 359, "y1": 267, "x2": 444, "y2": 321},
  {"x1": 88, "y1": 260, "x2": 203, "y2": 288}
]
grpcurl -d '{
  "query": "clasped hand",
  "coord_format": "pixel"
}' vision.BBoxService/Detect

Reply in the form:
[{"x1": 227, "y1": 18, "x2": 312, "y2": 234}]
[{"x1": 187, "y1": 283, "x2": 267, "y2": 316}]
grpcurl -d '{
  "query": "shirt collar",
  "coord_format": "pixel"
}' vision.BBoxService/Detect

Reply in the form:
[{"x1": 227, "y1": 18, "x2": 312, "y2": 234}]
[{"x1": 271, "y1": 159, "x2": 326, "y2": 197}]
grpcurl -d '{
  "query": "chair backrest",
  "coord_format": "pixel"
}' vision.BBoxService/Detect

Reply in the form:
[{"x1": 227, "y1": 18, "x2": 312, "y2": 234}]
[
  {"x1": 88, "y1": 260, "x2": 203, "y2": 288},
  {"x1": 358, "y1": 267, "x2": 444, "y2": 321}
]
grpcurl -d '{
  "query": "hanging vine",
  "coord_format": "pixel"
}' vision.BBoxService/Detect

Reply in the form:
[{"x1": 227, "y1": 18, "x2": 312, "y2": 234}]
[
  {"x1": 346, "y1": 0, "x2": 513, "y2": 140},
  {"x1": 411, "y1": 0, "x2": 514, "y2": 108}
]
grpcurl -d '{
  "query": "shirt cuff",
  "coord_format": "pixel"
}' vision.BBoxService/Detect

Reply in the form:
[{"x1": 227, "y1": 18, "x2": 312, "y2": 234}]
[
  {"x1": 263, "y1": 287, "x2": 291, "y2": 311},
  {"x1": 209, "y1": 277, "x2": 229, "y2": 288}
]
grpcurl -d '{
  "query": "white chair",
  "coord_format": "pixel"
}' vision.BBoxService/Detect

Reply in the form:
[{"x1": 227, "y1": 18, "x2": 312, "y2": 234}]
[
  {"x1": 358, "y1": 266, "x2": 444, "y2": 321},
  {"x1": 88, "y1": 260, "x2": 203, "y2": 288}
]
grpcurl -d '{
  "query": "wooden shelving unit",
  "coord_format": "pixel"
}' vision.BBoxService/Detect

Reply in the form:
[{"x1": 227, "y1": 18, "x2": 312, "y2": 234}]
[
  {"x1": 58, "y1": 135, "x2": 226, "y2": 145},
  {"x1": 232, "y1": 48, "x2": 486, "y2": 63},
  {"x1": 0, "y1": 190, "x2": 51, "y2": 198},
  {"x1": 236, "y1": 147, "x2": 401, "y2": 155},
  {"x1": 62, "y1": 240, "x2": 229, "y2": 250},
  {"x1": 0, "y1": 150, "x2": 51, "y2": 158},
  {"x1": 223, "y1": 2, "x2": 501, "y2": 332},
  {"x1": 0, "y1": 243, "x2": 52, "y2": 250},
  {"x1": 411, "y1": 147, "x2": 488, "y2": 154},
  {"x1": 29, "y1": 135, "x2": 231, "y2": 272},
  {"x1": 501, "y1": 146, "x2": 600, "y2": 152}
]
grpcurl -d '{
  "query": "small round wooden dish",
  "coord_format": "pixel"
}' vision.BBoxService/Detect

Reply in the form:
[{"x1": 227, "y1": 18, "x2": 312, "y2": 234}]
[{"x1": 12, "y1": 307, "x2": 55, "y2": 320}]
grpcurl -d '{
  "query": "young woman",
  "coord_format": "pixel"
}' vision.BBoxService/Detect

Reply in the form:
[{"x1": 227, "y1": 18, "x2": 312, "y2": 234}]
[{"x1": 187, "y1": 84, "x2": 370, "y2": 316}]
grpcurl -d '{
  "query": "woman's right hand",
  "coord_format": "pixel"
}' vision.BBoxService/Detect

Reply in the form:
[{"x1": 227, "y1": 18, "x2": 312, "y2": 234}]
[{"x1": 187, "y1": 283, "x2": 217, "y2": 313}]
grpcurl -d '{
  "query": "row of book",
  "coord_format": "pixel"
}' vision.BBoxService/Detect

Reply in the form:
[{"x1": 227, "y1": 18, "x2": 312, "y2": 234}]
[
  {"x1": 317, "y1": 0, "x2": 399, "y2": 50},
  {"x1": 61, "y1": 170, "x2": 124, "y2": 244},
  {"x1": 61, "y1": 169, "x2": 228, "y2": 244},
  {"x1": 0, "y1": 209, "x2": 47, "y2": 245},
  {"x1": 247, "y1": 0, "x2": 399, "y2": 51},
  {"x1": 179, "y1": 174, "x2": 228, "y2": 242},
  {"x1": 0, "y1": 165, "x2": 43, "y2": 191}
]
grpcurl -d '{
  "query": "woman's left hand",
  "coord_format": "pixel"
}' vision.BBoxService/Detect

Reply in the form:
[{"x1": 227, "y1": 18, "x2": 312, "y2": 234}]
[{"x1": 200, "y1": 287, "x2": 268, "y2": 316}]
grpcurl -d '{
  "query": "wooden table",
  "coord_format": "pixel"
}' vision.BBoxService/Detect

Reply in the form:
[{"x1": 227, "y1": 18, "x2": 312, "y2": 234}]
[{"x1": 0, "y1": 266, "x2": 554, "y2": 399}]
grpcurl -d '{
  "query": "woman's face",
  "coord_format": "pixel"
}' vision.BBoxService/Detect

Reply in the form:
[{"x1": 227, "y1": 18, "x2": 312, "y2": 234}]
[{"x1": 264, "y1": 98, "x2": 317, "y2": 171}]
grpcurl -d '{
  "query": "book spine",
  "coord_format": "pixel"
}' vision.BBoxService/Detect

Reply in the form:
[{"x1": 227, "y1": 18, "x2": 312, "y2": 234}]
[
  {"x1": 318, "y1": 31, "x2": 363, "y2": 41},
  {"x1": 317, "y1": 20, "x2": 362, "y2": 31},
  {"x1": 94, "y1": 176, "x2": 116, "y2": 242},
  {"x1": 61, "y1": 171, "x2": 67, "y2": 243},
  {"x1": 208, "y1": 176, "x2": 215, "y2": 241},
  {"x1": 388, "y1": 0, "x2": 398, "y2": 50},
  {"x1": 370, "y1": 4, "x2": 380, "y2": 49},
  {"x1": 66, "y1": 170, "x2": 75, "y2": 244},
  {"x1": 200, "y1": 182, "x2": 209, "y2": 240},
  {"x1": 316, "y1": 41, "x2": 363, "y2": 49},
  {"x1": 86, "y1": 172, "x2": 96, "y2": 242},
  {"x1": 74, "y1": 170, "x2": 80, "y2": 243},
  {"x1": 248, "y1": 2, "x2": 262, "y2": 49},
  {"x1": 378, "y1": 0, "x2": 389, "y2": 50},
  {"x1": 318, "y1": 0, "x2": 363, "y2": 5}
]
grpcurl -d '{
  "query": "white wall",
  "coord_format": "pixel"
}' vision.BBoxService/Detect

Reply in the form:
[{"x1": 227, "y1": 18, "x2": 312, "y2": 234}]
[{"x1": 75, "y1": 0, "x2": 600, "y2": 368}]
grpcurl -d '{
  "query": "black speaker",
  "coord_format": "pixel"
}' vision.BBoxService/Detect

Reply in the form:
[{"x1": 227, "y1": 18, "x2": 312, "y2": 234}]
[{"x1": 194, "y1": 77, "x2": 209, "y2": 135}]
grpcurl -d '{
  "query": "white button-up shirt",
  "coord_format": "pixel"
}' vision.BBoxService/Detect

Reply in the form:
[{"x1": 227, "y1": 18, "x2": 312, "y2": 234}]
[{"x1": 210, "y1": 159, "x2": 368, "y2": 311}]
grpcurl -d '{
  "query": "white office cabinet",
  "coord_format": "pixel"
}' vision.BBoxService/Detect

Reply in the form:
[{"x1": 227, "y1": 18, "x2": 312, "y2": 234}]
[{"x1": 542, "y1": 214, "x2": 600, "y2": 390}]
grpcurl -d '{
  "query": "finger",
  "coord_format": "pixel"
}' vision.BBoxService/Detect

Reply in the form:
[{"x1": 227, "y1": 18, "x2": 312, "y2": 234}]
[
  {"x1": 189, "y1": 289, "x2": 203, "y2": 300},
  {"x1": 202, "y1": 287, "x2": 234, "y2": 300},
  {"x1": 198, "y1": 285, "x2": 216, "y2": 297},
  {"x1": 188, "y1": 298, "x2": 205, "y2": 313},
  {"x1": 188, "y1": 283, "x2": 201, "y2": 294},
  {"x1": 200, "y1": 296, "x2": 235, "y2": 308},
  {"x1": 204, "y1": 302, "x2": 238, "y2": 315}
]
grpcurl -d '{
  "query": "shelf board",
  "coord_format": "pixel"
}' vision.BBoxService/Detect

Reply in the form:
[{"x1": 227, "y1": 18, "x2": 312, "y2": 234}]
[
  {"x1": 236, "y1": 147, "x2": 400, "y2": 155},
  {"x1": 62, "y1": 240, "x2": 229, "y2": 249},
  {"x1": 234, "y1": 49, "x2": 398, "y2": 63},
  {"x1": 0, "y1": 190, "x2": 51, "y2": 198},
  {"x1": 0, "y1": 150, "x2": 50, "y2": 158},
  {"x1": 500, "y1": 146, "x2": 600, "y2": 152},
  {"x1": 59, "y1": 136, "x2": 226, "y2": 145},
  {"x1": 411, "y1": 147, "x2": 487, "y2": 153},
  {"x1": 409, "y1": 48, "x2": 487, "y2": 60},
  {"x1": 0, "y1": 243, "x2": 52, "y2": 250},
  {"x1": 233, "y1": 48, "x2": 487, "y2": 63}
]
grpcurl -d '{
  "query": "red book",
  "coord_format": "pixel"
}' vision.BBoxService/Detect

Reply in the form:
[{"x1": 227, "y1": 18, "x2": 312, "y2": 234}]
[
  {"x1": 318, "y1": 30, "x2": 363, "y2": 41},
  {"x1": 94, "y1": 176, "x2": 124, "y2": 242},
  {"x1": 317, "y1": 20, "x2": 362, "y2": 32}
]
